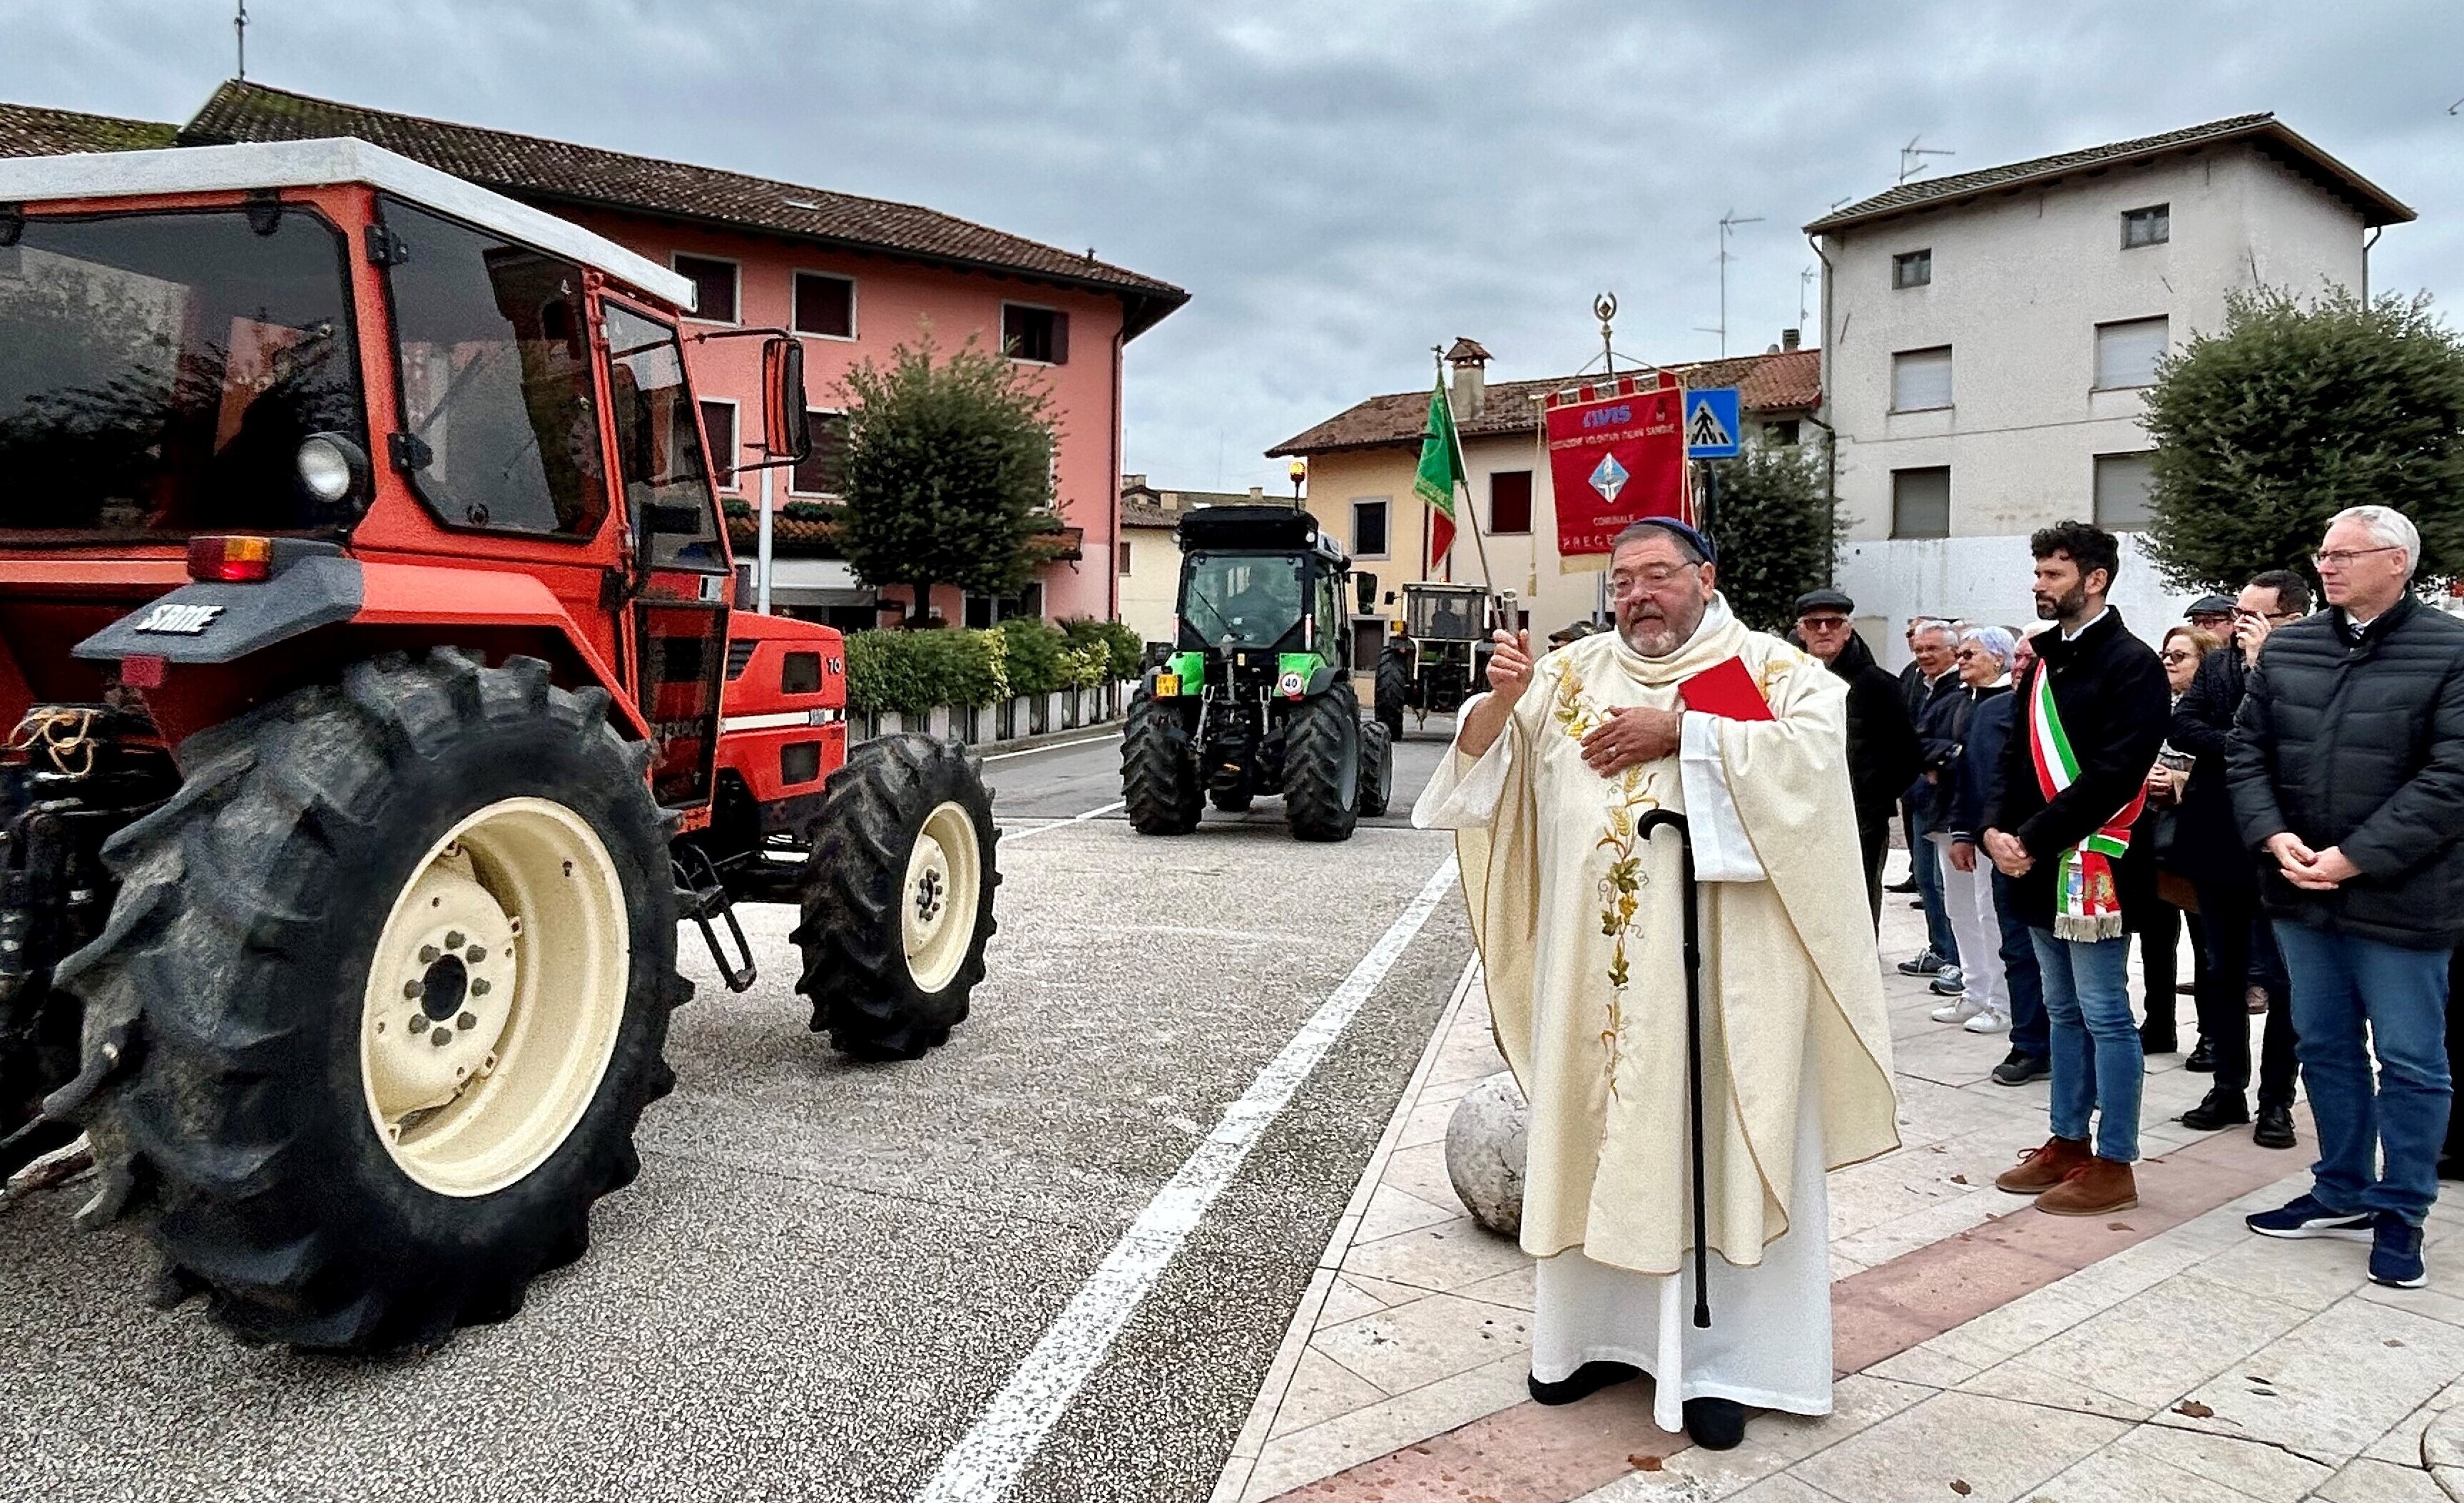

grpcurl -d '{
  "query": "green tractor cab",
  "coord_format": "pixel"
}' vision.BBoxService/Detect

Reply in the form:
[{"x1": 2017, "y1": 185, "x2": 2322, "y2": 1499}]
[
  {"x1": 1124, "y1": 506, "x2": 1392, "y2": 840},
  {"x1": 1375, "y1": 582, "x2": 1505, "y2": 740}
]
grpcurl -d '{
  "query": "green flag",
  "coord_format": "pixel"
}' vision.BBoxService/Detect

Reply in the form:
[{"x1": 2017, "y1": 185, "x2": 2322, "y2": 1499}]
[{"x1": 1412, "y1": 377, "x2": 1462, "y2": 561}]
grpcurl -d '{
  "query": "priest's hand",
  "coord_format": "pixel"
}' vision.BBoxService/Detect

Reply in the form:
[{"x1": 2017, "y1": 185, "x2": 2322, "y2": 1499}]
[
  {"x1": 1982, "y1": 827, "x2": 2034, "y2": 877},
  {"x1": 1457, "y1": 630, "x2": 1533, "y2": 756},
  {"x1": 1579, "y1": 705, "x2": 1681, "y2": 777}
]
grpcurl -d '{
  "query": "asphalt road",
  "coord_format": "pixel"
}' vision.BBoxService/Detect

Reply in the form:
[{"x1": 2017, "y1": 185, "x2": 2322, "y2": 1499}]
[{"x1": 0, "y1": 716, "x2": 1472, "y2": 1503}]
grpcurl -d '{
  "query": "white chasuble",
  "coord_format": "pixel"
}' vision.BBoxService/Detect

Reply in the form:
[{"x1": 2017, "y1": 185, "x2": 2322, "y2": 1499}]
[{"x1": 1413, "y1": 597, "x2": 1899, "y2": 1427}]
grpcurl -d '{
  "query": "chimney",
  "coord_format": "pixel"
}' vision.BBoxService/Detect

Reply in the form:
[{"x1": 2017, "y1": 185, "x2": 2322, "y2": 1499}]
[
  {"x1": 1445, "y1": 337, "x2": 1492, "y2": 421},
  {"x1": 1781, "y1": 327, "x2": 1801, "y2": 351}
]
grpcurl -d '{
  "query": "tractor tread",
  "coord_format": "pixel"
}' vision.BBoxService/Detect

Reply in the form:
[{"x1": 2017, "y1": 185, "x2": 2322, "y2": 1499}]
[
  {"x1": 1121, "y1": 693, "x2": 1202, "y2": 835},
  {"x1": 1284, "y1": 685, "x2": 1363, "y2": 842}
]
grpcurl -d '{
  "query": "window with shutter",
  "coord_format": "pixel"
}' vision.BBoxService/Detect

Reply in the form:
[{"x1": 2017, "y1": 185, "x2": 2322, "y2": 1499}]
[
  {"x1": 2094, "y1": 452, "x2": 2155, "y2": 529},
  {"x1": 2094, "y1": 317, "x2": 2168, "y2": 390},
  {"x1": 1891, "y1": 467, "x2": 1951, "y2": 539},
  {"x1": 1002, "y1": 304, "x2": 1068, "y2": 365},
  {"x1": 793, "y1": 272, "x2": 855, "y2": 338},
  {"x1": 1489, "y1": 470, "x2": 1532, "y2": 534},
  {"x1": 671, "y1": 253, "x2": 738, "y2": 324},
  {"x1": 1891, "y1": 347, "x2": 1953, "y2": 412}
]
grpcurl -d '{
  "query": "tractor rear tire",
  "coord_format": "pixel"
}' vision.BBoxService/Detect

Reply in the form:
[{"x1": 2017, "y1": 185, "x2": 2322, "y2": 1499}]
[
  {"x1": 1357, "y1": 720, "x2": 1394, "y2": 818},
  {"x1": 1284, "y1": 686, "x2": 1363, "y2": 842},
  {"x1": 56, "y1": 649, "x2": 681, "y2": 1351},
  {"x1": 1375, "y1": 647, "x2": 1410, "y2": 742},
  {"x1": 1122, "y1": 693, "x2": 1202, "y2": 835},
  {"x1": 794, "y1": 735, "x2": 999, "y2": 1061}
]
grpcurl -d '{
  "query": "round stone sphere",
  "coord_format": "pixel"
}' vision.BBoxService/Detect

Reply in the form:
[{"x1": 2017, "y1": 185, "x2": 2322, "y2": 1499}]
[{"x1": 1444, "y1": 1070, "x2": 1529, "y2": 1238}]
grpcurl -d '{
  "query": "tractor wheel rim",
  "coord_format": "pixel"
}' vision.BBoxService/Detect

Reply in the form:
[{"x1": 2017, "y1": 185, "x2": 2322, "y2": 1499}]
[
  {"x1": 359, "y1": 797, "x2": 630, "y2": 1198},
  {"x1": 902, "y1": 800, "x2": 980, "y2": 994}
]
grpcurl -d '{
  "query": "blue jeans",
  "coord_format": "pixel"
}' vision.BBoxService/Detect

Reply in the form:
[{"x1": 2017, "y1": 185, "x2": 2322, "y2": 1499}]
[
  {"x1": 1908, "y1": 799, "x2": 1960, "y2": 964},
  {"x1": 2272, "y1": 922, "x2": 2455, "y2": 1225},
  {"x1": 2030, "y1": 929, "x2": 2140, "y2": 1163},
  {"x1": 1994, "y1": 871, "x2": 2048, "y2": 1059}
]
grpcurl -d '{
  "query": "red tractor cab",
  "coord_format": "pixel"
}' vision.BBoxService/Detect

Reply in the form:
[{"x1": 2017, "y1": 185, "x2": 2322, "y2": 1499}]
[{"x1": 0, "y1": 138, "x2": 997, "y2": 1350}]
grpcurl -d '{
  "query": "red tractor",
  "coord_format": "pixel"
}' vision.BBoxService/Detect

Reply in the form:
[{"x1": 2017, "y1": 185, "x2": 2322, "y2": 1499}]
[{"x1": 0, "y1": 139, "x2": 999, "y2": 1349}]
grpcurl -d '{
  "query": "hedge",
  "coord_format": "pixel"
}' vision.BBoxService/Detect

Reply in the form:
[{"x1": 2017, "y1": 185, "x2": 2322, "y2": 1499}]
[{"x1": 844, "y1": 620, "x2": 1133, "y2": 714}]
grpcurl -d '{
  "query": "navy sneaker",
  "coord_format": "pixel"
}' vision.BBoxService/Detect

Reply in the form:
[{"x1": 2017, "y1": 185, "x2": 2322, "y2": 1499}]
[
  {"x1": 2370, "y1": 1213, "x2": 2428, "y2": 1288},
  {"x1": 2246, "y1": 1193, "x2": 2373, "y2": 1241},
  {"x1": 1898, "y1": 949, "x2": 1948, "y2": 977}
]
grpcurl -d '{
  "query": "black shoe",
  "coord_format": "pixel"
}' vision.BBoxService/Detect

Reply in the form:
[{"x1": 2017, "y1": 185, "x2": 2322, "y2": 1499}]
[
  {"x1": 1684, "y1": 1396, "x2": 1748, "y2": 1451},
  {"x1": 1897, "y1": 949, "x2": 1948, "y2": 977},
  {"x1": 2140, "y1": 1027, "x2": 2178, "y2": 1056},
  {"x1": 1886, "y1": 875, "x2": 1920, "y2": 893},
  {"x1": 2179, "y1": 1088, "x2": 2249, "y2": 1130},
  {"x1": 1992, "y1": 1051, "x2": 2050, "y2": 1086},
  {"x1": 2254, "y1": 1104, "x2": 2297, "y2": 1149},
  {"x1": 2184, "y1": 1040, "x2": 2215, "y2": 1073},
  {"x1": 1527, "y1": 1361, "x2": 1640, "y2": 1406}
]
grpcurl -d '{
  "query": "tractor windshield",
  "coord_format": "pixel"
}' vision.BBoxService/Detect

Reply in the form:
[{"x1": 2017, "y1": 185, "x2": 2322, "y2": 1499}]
[
  {"x1": 1407, "y1": 590, "x2": 1485, "y2": 641},
  {"x1": 1181, "y1": 551, "x2": 1303, "y2": 648},
  {"x1": 0, "y1": 207, "x2": 365, "y2": 541}
]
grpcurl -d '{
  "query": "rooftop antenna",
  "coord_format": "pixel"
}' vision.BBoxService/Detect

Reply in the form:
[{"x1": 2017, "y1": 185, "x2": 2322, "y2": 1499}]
[
  {"x1": 1898, "y1": 134, "x2": 1955, "y2": 184},
  {"x1": 235, "y1": 1, "x2": 248, "y2": 81},
  {"x1": 1696, "y1": 209, "x2": 1763, "y2": 358},
  {"x1": 1798, "y1": 265, "x2": 1817, "y2": 330}
]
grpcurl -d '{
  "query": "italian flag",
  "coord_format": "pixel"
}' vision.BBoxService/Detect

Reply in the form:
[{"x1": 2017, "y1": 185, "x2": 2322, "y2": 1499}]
[{"x1": 1413, "y1": 377, "x2": 1463, "y2": 568}]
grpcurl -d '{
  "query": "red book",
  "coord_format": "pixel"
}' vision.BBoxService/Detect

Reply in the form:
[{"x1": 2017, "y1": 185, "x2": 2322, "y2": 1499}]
[{"x1": 1678, "y1": 656, "x2": 1775, "y2": 721}]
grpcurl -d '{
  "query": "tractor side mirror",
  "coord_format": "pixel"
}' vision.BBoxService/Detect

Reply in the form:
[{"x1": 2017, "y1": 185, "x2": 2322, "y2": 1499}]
[
  {"x1": 1354, "y1": 572, "x2": 1376, "y2": 615},
  {"x1": 762, "y1": 337, "x2": 813, "y2": 462}
]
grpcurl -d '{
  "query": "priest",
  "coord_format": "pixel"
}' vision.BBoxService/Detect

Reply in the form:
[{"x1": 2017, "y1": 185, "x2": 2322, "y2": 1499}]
[{"x1": 1414, "y1": 518, "x2": 1900, "y2": 1449}]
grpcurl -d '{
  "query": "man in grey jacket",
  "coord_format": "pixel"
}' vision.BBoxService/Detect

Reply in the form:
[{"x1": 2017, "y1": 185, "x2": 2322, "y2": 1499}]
[{"x1": 2229, "y1": 506, "x2": 2464, "y2": 1289}]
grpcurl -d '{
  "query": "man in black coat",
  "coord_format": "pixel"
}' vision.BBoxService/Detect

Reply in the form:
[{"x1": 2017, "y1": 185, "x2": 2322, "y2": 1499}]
[
  {"x1": 1982, "y1": 521, "x2": 2171, "y2": 1218},
  {"x1": 2168, "y1": 569, "x2": 2308, "y2": 1148},
  {"x1": 2229, "y1": 506, "x2": 2463, "y2": 1290},
  {"x1": 1794, "y1": 589, "x2": 1922, "y2": 923}
]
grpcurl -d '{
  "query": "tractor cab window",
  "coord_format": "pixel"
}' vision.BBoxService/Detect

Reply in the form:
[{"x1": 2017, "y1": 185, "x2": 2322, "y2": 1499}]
[
  {"x1": 1409, "y1": 590, "x2": 1483, "y2": 641},
  {"x1": 601, "y1": 304, "x2": 724, "y2": 572},
  {"x1": 0, "y1": 206, "x2": 365, "y2": 540},
  {"x1": 1181, "y1": 552, "x2": 1301, "y2": 649},
  {"x1": 1313, "y1": 569, "x2": 1345, "y2": 658},
  {"x1": 380, "y1": 197, "x2": 605, "y2": 538}
]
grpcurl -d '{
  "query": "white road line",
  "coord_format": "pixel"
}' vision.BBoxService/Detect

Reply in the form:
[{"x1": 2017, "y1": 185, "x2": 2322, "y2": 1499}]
[
  {"x1": 999, "y1": 800, "x2": 1126, "y2": 841},
  {"x1": 912, "y1": 854, "x2": 1463, "y2": 1503},
  {"x1": 981, "y1": 731, "x2": 1123, "y2": 763}
]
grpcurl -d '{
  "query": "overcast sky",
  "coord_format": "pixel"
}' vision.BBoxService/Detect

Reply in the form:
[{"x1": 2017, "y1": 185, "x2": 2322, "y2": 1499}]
[{"x1": 6, "y1": 1, "x2": 2458, "y2": 494}]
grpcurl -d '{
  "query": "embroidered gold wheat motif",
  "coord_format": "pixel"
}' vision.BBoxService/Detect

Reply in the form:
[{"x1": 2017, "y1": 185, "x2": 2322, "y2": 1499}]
[{"x1": 1557, "y1": 666, "x2": 1658, "y2": 1099}]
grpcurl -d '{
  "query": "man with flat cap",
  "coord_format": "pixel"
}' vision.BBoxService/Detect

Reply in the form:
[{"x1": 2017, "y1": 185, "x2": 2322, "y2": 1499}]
[
  {"x1": 2185, "y1": 594, "x2": 2236, "y2": 638},
  {"x1": 1793, "y1": 589, "x2": 1923, "y2": 922}
]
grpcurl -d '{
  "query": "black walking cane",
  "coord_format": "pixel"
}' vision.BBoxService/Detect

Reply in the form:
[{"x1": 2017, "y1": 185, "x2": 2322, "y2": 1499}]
[{"x1": 1634, "y1": 809, "x2": 1713, "y2": 1329}]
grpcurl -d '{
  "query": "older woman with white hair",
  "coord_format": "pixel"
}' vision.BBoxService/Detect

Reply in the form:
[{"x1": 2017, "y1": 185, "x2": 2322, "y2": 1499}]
[{"x1": 1924, "y1": 625, "x2": 2018, "y2": 1032}]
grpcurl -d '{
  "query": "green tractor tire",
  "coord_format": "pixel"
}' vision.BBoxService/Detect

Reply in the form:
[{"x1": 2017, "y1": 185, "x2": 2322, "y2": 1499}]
[
  {"x1": 1283, "y1": 686, "x2": 1362, "y2": 842},
  {"x1": 1122, "y1": 693, "x2": 1202, "y2": 835}
]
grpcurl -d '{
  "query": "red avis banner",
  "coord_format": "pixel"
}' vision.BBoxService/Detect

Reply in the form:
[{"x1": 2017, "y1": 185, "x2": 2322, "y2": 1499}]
[{"x1": 1544, "y1": 375, "x2": 1689, "y2": 569}]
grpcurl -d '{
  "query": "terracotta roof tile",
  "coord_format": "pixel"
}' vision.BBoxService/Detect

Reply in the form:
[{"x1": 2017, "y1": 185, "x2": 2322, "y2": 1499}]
[
  {"x1": 0, "y1": 102, "x2": 178, "y2": 158},
  {"x1": 1119, "y1": 498, "x2": 1180, "y2": 529},
  {"x1": 1268, "y1": 348, "x2": 1819, "y2": 457},
  {"x1": 1804, "y1": 113, "x2": 2411, "y2": 234},
  {"x1": 179, "y1": 81, "x2": 1189, "y2": 337}
]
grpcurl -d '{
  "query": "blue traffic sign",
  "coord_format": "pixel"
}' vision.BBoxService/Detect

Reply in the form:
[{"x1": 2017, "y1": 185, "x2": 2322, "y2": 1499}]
[{"x1": 1684, "y1": 387, "x2": 1741, "y2": 459}]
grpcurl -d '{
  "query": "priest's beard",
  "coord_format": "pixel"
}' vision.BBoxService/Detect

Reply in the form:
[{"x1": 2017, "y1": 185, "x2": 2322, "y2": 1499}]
[{"x1": 1617, "y1": 593, "x2": 1708, "y2": 658}]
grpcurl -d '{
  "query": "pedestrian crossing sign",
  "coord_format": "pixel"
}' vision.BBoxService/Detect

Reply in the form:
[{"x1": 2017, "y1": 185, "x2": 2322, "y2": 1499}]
[{"x1": 1685, "y1": 388, "x2": 1741, "y2": 459}]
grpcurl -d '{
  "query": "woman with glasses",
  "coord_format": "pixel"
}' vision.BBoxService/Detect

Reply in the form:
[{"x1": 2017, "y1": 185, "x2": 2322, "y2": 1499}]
[
  {"x1": 1926, "y1": 626, "x2": 2018, "y2": 1033},
  {"x1": 2132, "y1": 625, "x2": 2222, "y2": 1059}
]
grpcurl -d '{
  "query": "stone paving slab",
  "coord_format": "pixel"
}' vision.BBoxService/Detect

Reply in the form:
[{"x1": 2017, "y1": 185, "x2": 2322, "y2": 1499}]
[{"x1": 1216, "y1": 852, "x2": 2463, "y2": 1503}]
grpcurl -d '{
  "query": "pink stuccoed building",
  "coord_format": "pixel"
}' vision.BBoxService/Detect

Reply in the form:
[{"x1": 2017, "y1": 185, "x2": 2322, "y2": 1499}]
[{"x1": 166, "y1": 81, "x2": 1188, "y2": 629}]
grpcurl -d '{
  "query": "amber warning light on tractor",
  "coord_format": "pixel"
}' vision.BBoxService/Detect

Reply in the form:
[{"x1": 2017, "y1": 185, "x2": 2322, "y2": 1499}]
[{"x1": 186, "y1": 535, "x2": 274, "y2": 583}]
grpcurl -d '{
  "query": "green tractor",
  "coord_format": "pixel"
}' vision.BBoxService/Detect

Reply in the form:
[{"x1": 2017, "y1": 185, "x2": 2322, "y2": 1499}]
[
  {"x1": 1123, "y1": 506, "x2": 1392, "y2": 840},
  {"x1": 1375, "y1": 582, "x2": 1503, "y2": 741}
]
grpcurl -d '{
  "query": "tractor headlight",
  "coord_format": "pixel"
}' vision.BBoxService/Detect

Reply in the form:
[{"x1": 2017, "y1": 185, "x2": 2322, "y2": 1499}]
[{"x1": 296, "y1": 433, "x2": 365, "y2": 505}]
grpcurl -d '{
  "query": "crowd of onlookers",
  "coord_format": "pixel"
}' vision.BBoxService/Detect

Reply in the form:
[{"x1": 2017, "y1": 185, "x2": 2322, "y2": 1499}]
[{"x1": 1792, "y1": 506, "x2": 2462, "y2": 1290}]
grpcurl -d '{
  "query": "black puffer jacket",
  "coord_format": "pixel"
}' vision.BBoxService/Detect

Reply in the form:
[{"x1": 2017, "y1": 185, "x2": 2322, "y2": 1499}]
[
  {"x1": 1826, "y1": 632, "x2": 1923, "y2": 827},
  {"x1": 2226, "y1": 594, "x2": 2464, "y2": 949},
  {"x1": 1982, "y1": 609, "x2": 2172, "y2": 932}
]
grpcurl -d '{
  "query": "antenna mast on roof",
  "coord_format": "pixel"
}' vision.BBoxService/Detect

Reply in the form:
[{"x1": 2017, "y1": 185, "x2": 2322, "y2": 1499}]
[
  {"x1": 234, "y1": 1, "x2": 248, "y2": 81},
  {"x1": 1696, "y1": 209, "x2": 1763, "y2": 358},
  {"x1": 1898, "y1": 135, "x2": 1954, "y2": 183}
]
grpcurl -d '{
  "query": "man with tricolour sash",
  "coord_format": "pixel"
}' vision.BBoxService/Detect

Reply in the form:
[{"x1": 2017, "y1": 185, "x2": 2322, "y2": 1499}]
[{"x1": 1982, "y1": 521, "x2": 2172, "y2": 1216}]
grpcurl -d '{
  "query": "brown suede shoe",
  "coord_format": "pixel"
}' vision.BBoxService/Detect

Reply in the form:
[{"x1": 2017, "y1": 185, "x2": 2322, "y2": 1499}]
[
  {"x1": 1995, "y1": 1136, "x2": 2092, "y2": 1195},
  {"x1": 2034, "y1": 1157, "x2": 2139, "y2": 1216}
]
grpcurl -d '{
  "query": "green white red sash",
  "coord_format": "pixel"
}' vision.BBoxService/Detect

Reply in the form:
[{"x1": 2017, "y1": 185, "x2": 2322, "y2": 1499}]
[{"x1": 2027, "y1": 663, "x2": 2144, "y2": 941}]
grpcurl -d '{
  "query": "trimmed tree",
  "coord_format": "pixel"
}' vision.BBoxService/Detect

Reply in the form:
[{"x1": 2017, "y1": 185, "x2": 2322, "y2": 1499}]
[
  {"x1": 839, "y1": 334, "x2": 1057, "y2": 626},
  {"x1": 1699, "y1": 437, "x2": 1841, "y2": 633},
  {"x1": 2143, "y1": 288, "x2": 2464, "y2": 591}
]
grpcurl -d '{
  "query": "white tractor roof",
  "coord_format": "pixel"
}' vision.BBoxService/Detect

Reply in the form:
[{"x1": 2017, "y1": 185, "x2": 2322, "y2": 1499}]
[{"x1": 0, "y1": 136, "x2": 699, "y2": 311}]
